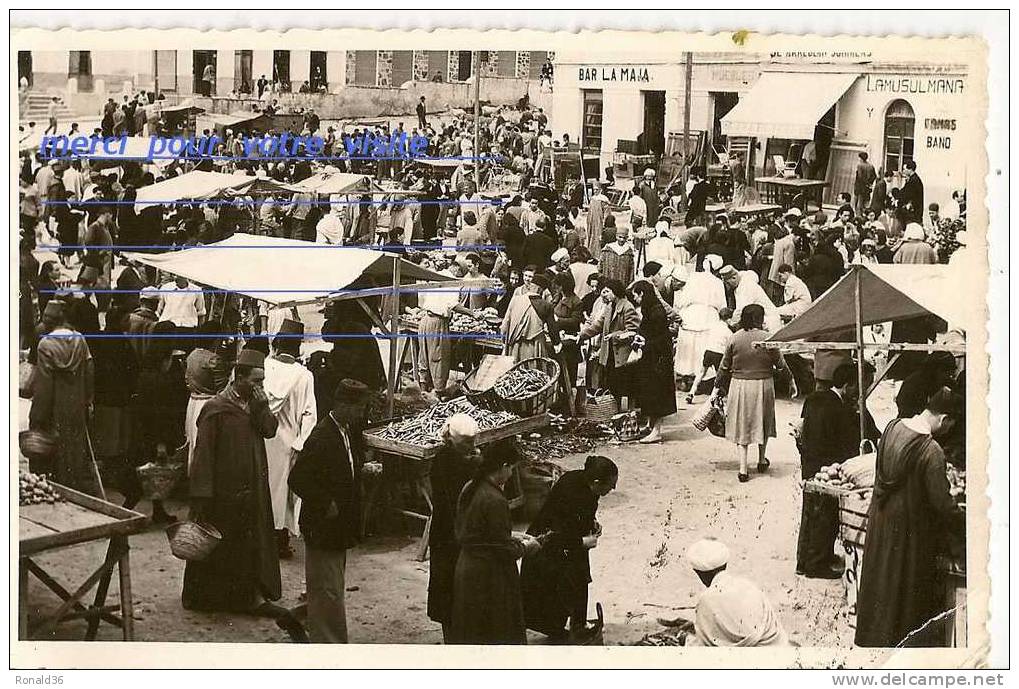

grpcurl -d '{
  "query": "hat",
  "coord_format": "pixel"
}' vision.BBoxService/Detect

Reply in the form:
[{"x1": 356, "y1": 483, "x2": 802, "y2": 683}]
[
  {"x1": 903, "y1": 223, "x2": 926, "y2": 241},
  {"x1": 334, "y1": 378, "x2": 370, "y2": 404},
  {"x1": 441, "y1": 413, "x2": 479, "y2": 440},
  {"x1": 783, "y1": 207, "x2": 803, "y2": 218},
  {"x1": 717, "y1": 265, "x2": 738, "y2": 279},
  {"x1": 643, "y1": 167, "x2": 656, "y2": 178},
  {"x1": 235, "y1": 348, "x2": 266, "y2": 369},
  {"x1": 686, "y1": 538, "x2": 730, "y2": 572},
  {"x1": 671, "y1": 264, "x2": 690, "y2": 283},
  {"x1": 861, "y1": 238, "x2": 876, "y2": 247},
  {"x1": 703, "y1": 254, "x2": 724, "y2": 272},
  {"x1": 139, "y1": 286, "x2": 160, "y2": 301},
  {"x1": 551, "y1": 247, "x2": 570, "y2": 263},
  {"x1": 277, "y1": 318, "x2": 304, "y2": 337},
  {"x1": 955, "y1": 231, "x2": 968, "y2": 246},
  {"x1": 655, "y1": 220, "x2": 670, "y2": 233}
]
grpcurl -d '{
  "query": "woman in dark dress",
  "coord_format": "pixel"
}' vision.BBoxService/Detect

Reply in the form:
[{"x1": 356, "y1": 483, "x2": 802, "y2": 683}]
[
  {"x1": 629, "y1": 281, "x2": 678, "y2": 443},
  {"x1": 426, "y1": 414, "x2": 480, "y2": 641},
  {"x1": 90, "y1": 307, "x2": 139, "y2": 499},
  {"x1": 521, "y1": 456, "x2": 618, "y2": 642},
  {"x1": 54, "y1": 191, "x2": 85, "y2": 266},
  {"x1": 449, "y1": 443, "x2": 539, "y2": 645}
]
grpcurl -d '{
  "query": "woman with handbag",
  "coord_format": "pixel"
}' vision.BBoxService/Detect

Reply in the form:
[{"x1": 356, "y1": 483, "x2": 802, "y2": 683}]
[
  {"x1": 713, "y1": 304, "x2": 796, "y2": 482},
  {"x1": 578, "y1": 279, "x2": 640, "y2": 409},
  {"x1": 628, "y1": 281, "x2": 678, "y2": 444}
]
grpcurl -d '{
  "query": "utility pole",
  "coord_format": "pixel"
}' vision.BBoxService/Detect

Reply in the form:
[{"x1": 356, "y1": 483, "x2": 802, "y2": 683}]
[
  {"x1": 153, "y1": 50, "x2": 159, "y2": 95},
  {"x1": 681, "y1": 51, "x2": 692, "y2": 210},
  {"x1": 473, "y1": 51, "x2": 482, "y2": 190}
]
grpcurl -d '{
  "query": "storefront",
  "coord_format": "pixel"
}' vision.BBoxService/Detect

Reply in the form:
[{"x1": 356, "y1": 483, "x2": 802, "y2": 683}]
[
  {"x1": 721, "y1": 62, "x2": 972, "y2": 209},
  {"x1": 551, "y1": 53, "x2": 761, "y2": 180}
]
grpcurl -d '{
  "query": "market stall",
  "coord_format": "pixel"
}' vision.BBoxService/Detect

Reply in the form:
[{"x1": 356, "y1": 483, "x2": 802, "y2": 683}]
[
  {"x1": 19, "y1": 480, "x2": 148, "y2": 641},
  {"x1": 753, "y1": 176, "x2": 828, "y2": 210},
  {"x1": 763, "y1": 263, "x2": 969, "y2": 646}
]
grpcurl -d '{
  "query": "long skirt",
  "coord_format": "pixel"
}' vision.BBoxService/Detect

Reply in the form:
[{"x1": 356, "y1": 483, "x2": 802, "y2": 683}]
[
  {"x1": 725, "y1": 377, "x2": 776, "y2": 445},
  {"x1": 675, "y1": 328, "x2": 709, "y2": 376},
  {"x1": 796, "y1": 491, "x2": 839, "y2": 573},
  {"x1": 92, "y1": 405, "x2": 132, "y2": 458}
]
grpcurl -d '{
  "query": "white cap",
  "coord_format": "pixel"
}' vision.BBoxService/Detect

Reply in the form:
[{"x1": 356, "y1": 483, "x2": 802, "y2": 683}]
[
  {"x1": 671, "y1": 264, "x2": 689, "y2": 283},
  {"x1": 784, "y1": 207, "x2": 803, "y2": 218},
  {"x1": 643, "y1": 167, "x2": 656, "y2": 178},
  {"x1": 441, "y1": 413, "x2": 479, "y2": 440},
  {"x1": 686, "y1": 538, "x2": 730, "y2": 572},
  {"x1": 551, "y1": 247, "x2": 570, "y2": 263},
  {"x1": 703, "y1": 254, "x2": 724, "y2": 271},
  {"x1": 139, "y1": 286, "x2": 160, "y2": 299},
  {"x1": 655, "y1": 220, "x2": 670, "y2": 233},
  {"x1": 904, "y1": 223, "x2": 926, "y2": 241}
]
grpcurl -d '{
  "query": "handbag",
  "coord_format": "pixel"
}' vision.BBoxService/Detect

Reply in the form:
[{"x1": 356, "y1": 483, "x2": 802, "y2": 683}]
[
  {"x1": 707, "y1": 396, "x2": 727, "y2": 438},
  {"x1": 620, "y1": 346, "x2": 643, "y2": 368}
]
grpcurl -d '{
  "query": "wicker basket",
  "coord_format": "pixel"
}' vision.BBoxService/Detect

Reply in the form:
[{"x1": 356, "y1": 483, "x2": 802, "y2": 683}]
[
  {"x1": 463, "y1": 354, "x2": 517, "y2": 412},
  {"x1": 166, "y1": 521, "x2": 222, "y2": 562},
  {"x1": 492, "y1": 357, "x2": 560, "y2": 417},
  {"x1": 137, "y1": 462, "x2": 185, "y2": 500},
  {"x1": 611, "y1": 411, "x2": 647, "y2": 442},
  {"x1": 584, "y1": 389, "x2": 619, "y2": 423},
  {"x1": 19, "y1": 429, "x2": 57, "y2": 460}
]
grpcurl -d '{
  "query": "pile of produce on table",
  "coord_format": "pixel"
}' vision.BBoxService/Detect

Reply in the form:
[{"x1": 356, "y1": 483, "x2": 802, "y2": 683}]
[
  {"x1": 517, "y1": 415, "x2": 612, "y2": 463},
  {"x1": 19, "y1": 471, "x2": 63, "y2": 506},
  {"x1": 946, "y1": 463, "x2": 966, "y2": 501},
  {"x1": 451, "y1": 310, "x2": 501, "y2": 336},
  {"x1": 811, "y1": 463, "x2": 859, "y2": 490},
  {"x1": 369, "y1": 397, "x2": 518, "y2": 448},
  {"x1": 494, "y1": 367, "x2": 552, "y2": 400}
]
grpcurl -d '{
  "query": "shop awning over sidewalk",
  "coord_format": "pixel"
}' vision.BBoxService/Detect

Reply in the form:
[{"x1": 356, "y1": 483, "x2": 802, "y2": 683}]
[{"x1": 721, "y1": 72, "x2": 860, "y2": 140}]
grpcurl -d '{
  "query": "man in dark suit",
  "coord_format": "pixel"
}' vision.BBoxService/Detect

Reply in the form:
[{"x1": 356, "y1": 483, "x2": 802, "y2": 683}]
[
  {"x1": 416, "y1": 96, "x2": 427, "y2": 131},
  {"x1": 288, "y1": 379, "x2": 370, "y2": 643},
  {"x1": 868, "y1": 169, "x2": 894, "y2": 215},
  {"x1": 522, "y1": 217, "x2": 558, "y2": 271},
  {"x1": 899, "y1": 160, "x2": 925, "y2": 224},
  {"x1": 795, "y1": 363, "x2": 858, "y2": 578},
  {"x1": 853, "y1": 152, "x2": 877, "y2": 216}
]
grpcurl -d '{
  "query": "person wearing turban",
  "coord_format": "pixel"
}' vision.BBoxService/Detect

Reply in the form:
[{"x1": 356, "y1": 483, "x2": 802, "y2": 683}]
[{"x1": 683, "y1": 538, "x2": 789, "y2": 647}]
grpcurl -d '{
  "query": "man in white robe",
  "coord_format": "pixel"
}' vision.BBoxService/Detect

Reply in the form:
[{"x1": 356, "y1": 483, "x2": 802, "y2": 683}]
[
  {"x1": 263, "y1": 319, "x2": 317, "y2": 558},
  {"x1": 718, "y1": 265, "x2": 782, "y2": 333}
]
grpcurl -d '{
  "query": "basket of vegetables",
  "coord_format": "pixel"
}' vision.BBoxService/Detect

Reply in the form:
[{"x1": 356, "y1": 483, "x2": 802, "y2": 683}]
[{"x1": 492, "y1": 357, "x2": 560, "y2": 417}]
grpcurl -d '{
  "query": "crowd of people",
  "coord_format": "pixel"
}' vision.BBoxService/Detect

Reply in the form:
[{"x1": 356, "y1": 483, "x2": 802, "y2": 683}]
[{"x1": 18, "y1": 96, "x2": 971, "y2": 647}]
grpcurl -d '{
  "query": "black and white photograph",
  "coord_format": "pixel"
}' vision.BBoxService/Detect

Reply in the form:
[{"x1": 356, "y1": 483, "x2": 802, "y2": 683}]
[{"x1": 10, "y1": 13, "x2": 1003, "y2": 673}]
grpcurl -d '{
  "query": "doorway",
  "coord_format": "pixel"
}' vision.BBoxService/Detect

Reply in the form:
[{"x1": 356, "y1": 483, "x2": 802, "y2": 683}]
[
  {"x1": 234, "y1": 50, "x2": 253, "y2": 94},
  {"x1": 18, "y1": 51, "x2": 33, "y2": 88},
  {"x1": 710, "y1": 92, "x2": 739, "y2": 147},
  {"x1": 68, "y1": 51, "x2": 93, "y2": 92},
  {"x1": 192, "y1": 50, "x2": 216, "y2": 95},
  {"x1": 457, "y1": 51, "x2": 473, "y2": 81},
  {"x1": 641, "y1": 90, "x2": 666, "y2": 156},
  {"x1": 273, "y1": 50, "x2": 291, "y2": 92},
  {"x1": 310, "y1": 51, "x2": 328, "y2": 91}
]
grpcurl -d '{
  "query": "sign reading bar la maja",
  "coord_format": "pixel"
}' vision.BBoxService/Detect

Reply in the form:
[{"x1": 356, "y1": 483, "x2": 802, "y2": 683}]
[{"x1": 578, "y1": 66, "x2": 651, "y2": 83}]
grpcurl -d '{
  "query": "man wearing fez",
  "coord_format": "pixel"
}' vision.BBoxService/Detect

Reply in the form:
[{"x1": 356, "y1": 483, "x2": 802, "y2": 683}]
[
  {"x1": 263, "y1": 319, "x2": 317, "y2": 559},
  {"x1": 184, "y1": 348, "x2": 307, "y2": 642},
  {"x1": 289, "y1": 378, "x2": 370, "y2": 643}
]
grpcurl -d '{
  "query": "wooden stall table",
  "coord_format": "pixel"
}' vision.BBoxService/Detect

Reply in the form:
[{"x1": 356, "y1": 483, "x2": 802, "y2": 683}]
[
  {"x1": 19, "y1": 484, "x2": 148, "y2": 641},
  {"x1": 754, "y1": 176, "x2": 828, "y2": 210},
  {"x1": 704, "y1": 203, "x2": 727, "y2": 224},
  {"x1": 397, "y1": 317, "x2": 503, "y2": 388},
  {"x1": 362, "y1": 411, "x2": 549, "y2": 561},
  {"x1": 730, "y1": 203, "x2": 783, "y2": 223}
]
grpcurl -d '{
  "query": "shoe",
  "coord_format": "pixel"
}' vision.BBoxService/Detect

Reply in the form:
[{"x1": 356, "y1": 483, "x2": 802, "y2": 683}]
[
  {"x1": 757, "y1": 458, "x2": 771, "y2": 473},
  {"x1": 802, "y1": 567, "x2": 843, "y2": 580},
  {"x1": 273, "y1": 611, "x2": 309, "y2": 643},
  {"x1": 685, "y1": 394, "x2": 694, "y2": 405},
  {"x1": 151, "y1": 510, "x2": 178, "y2": 526},
  {"x1": 638, "y1": 431, "x2": 662, "y2": 444},
  {"x1": 738, "y1": 472, "x2": 750, "y2": 483}
]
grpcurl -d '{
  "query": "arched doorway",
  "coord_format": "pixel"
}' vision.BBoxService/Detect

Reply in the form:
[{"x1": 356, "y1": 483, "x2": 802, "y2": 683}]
[{"x1": 883, "y1": 99, "x2": 915, "y2": 175}]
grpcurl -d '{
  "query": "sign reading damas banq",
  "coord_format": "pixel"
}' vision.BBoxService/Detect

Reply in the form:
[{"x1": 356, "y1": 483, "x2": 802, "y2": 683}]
[{"x1": 578, "y1": 66, "x2": 652, "y2": 83}]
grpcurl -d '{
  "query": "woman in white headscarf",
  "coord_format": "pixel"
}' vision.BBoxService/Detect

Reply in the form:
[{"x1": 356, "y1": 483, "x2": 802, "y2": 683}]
[{"x1": 674, "y1": 254, "x2": 728, "y2": 386}]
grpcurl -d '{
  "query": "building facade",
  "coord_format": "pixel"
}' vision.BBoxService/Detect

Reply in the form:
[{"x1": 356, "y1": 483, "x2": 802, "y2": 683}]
[
  {"x1": 18, "y1": 49, "x2": 553, "y2": 96},
  {"x1": 552, "y1": 51, "x2": 972, "y2": 208}
]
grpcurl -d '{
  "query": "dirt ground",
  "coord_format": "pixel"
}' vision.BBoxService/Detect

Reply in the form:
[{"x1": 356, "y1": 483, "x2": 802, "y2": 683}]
[{"x1": 19, "y1": 382, "x2": 900, "y2": 646}]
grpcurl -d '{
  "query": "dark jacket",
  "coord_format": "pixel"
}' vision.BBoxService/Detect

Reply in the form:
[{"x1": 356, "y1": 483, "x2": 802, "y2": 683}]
[
  {"x1": 869, "y1": 178, "x2": 890, "y2": 214},
  {"x1": 798, "y1": 390, "x2": 856, "y2": 478},
  {"x1": 899, "y1": 174, "x2": 925, "y2": 224},
  {"x1": 289, "y1": 413, "x2": 363, "y2": 552},
  {"x1": 522, "y1": 231, "x2": 557, "y2": 271}
]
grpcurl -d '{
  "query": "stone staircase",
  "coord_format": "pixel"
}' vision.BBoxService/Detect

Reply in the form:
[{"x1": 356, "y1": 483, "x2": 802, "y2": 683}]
[{"x1": 19, "y1": 92, "x2": 77, "y2": 124}]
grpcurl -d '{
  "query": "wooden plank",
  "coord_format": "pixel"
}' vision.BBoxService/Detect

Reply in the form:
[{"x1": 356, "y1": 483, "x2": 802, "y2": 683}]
[
  {"x1": 840, "y1": 511, "x2": 869, "y2": 529},
  {"x1": 364, "y1": 413, "x2": 548, "y2": 461},
  {"x1": 19, "y1": 516, "x2": 58, "y2": 540},
  {"x1": 19, "y1": 483, "x2": 148, "y2": 557}
]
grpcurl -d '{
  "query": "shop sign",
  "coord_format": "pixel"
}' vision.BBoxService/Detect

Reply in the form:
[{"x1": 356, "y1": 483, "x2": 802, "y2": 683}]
[
  {"x1": 578, "y1": 66, "x2": 651, "y2": 83},
  {"x1": 924, "y1": 117, "x2": 957, "y2": 150},
  {"x1": 865, "y1": 75, "x2": 965, "y2": 96}
]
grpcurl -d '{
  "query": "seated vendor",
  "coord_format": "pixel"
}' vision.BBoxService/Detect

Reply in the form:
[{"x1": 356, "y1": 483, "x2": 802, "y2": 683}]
[{"x1": 684, "y1": 538, "x2": 790, "y2": 647}]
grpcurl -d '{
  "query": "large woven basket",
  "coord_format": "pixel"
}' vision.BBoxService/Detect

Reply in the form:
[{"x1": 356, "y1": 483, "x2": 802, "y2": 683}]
[
  {"x1": 19, "y1": 429, "x2": 57, "y2": 460},
  {"x1": 463, "y1": 355, "x2": 517, "y2": 411},
  {"x1": 584, "y1": 389, "x2": 619, "y2": 423},
  {"x1": 166, "y1": 521, "x2": 222, "y2": 562},
  {"x1": 493, "y1": 357, "x2": 560, "y2": 417},
  {"x1": 137, "y1": 462, "x2": 185, "y2": 501}
]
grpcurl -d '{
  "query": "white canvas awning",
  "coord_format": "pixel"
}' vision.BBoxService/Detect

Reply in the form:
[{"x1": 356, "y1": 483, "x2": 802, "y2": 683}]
[
  {"x1": 133, "y1": 171, "x2": 260, "y2": 205},
  {"x1": 721, "y1": 72, "x2": 860, "y2": 140},
  {"x1": 291, "y1": 172, "x2": 374, "y2": 195},
  {"x1": 122, "y1": 233, "x2": 454, "y2": 306}
]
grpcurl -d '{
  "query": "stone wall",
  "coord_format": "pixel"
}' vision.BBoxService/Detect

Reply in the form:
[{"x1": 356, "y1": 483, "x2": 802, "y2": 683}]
[
  {"x1": 344, "y1": 51, "x2": 357, "y2": 86},
  {"x1": 447, "y1": 51, "x2": 461, "y2": 84},
  {"x1": 480, "y1": 52, "x2": 499, "y2": 78},
  {"x1": 516, "y1": 51, "x2": 530, "y2": 80},
  {"x1": 412, "y1": 51, "x2": 429, "y2": 82}
]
